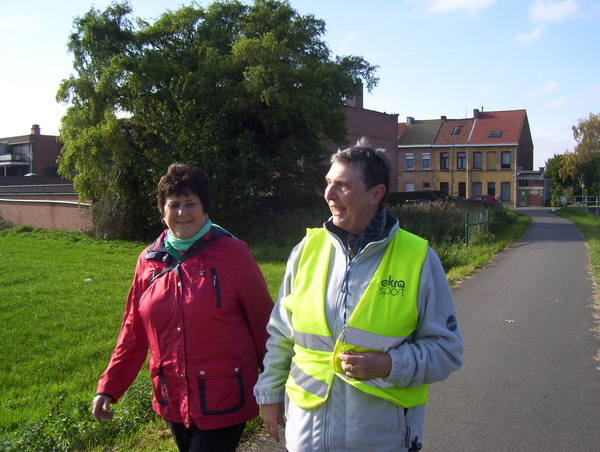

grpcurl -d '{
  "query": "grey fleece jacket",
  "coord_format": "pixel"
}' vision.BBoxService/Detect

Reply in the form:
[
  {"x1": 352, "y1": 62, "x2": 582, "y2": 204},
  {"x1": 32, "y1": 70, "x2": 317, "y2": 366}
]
[{"x1": 254, "y1": 213, "x2": 463, "y2": 452}]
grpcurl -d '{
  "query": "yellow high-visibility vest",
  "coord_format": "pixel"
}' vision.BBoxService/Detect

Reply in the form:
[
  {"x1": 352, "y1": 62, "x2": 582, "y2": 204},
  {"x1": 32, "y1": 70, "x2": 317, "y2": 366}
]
[{"x1": 283, "y1": 228, "x2": 428, "y2": 409}]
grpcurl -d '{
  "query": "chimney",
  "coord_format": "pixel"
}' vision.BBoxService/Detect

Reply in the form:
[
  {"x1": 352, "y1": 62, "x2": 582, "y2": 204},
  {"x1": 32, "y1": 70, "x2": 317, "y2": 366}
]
[
  {"x1": 473, "y1": 109, "x2": 480, "y2": 119},
  {"x1": 441, "y1": 115, "x2": 447, "y2": 121},
  {"x1": 345, "y1": 82, "x2": 364, "y2": 109},
  {"x1": 406, "y1": 116, "x2": 414, "y2": 125},
  {"x1": 31, "y1": 124, "x2": 41, "y2": 135}
]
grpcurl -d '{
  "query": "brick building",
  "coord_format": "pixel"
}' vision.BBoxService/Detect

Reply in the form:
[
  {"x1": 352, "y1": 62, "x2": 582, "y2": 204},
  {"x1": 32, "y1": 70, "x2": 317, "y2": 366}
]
[
  {"x1": 0, "y1": 126, "x2": 92, "y2": 231},
  {"x1": 0, "y1": 125, "x2": 62, "y2": 177},
  {"x1": 397, "y1": 109, "x2": 547, "y2": 206}
]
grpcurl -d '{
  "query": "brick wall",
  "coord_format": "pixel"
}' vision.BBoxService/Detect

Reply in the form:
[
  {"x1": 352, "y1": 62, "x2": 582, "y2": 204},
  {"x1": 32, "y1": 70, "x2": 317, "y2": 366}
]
[
  {"x1": 343, "y1": 85, "x2": 400, "y2": 192},
  {"x1": 0, "y1": 198, "x2": 92, "y2": 231}
]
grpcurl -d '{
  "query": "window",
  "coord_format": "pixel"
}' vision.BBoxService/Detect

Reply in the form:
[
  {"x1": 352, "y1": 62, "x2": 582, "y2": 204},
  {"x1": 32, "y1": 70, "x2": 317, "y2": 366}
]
[
  {"x1": 422, "y1": 153, "x2": 431, "y2": 170},
  {"x1": 440, "y1": 152, "x2": 449, "y2": 170},
  {"x1": 405, "y1": 183, "x2": 415, "y2": 192},
  {"x1": 440, "y1": 182, "x2": 449, "y2": 195},
  {"x1": 501, "y1": 182, "x2": 511, "y2": 201},
  {"x1": 487, "y1": 182, "x2": 496, "y2": 196},
  {"x1": 423, "y1": 182, "x2": 431, "y2": 191},
  {"x1": 472, "y1": 182, "x2": 482, "y2": 196},
  {"x1": 487, "y1": 151, "x2": 496, "y2": 170},
  {"x1": 501, "y1": 151, "x2": 511, "y2": 169},
  {"x1": 457, "y1": 152, "x2": 466, "y2": 169},
  {"x1": 451, "y1": 127, "x2": 462, "y2": 135},
  {"x1": 488, "y1": 131, "x2": 502, "y2": 138},
  {"x1": 458, "y1": 182, "x2": 466, "y2": 198},
  {"x1": 473, "y1": 152, "x2": 482, "y2": 169},
  {"x1": 406, "y1": 153, "x2": 414, "y2": 170},
  {"x1": 518, "y1": 179, "x2": 529, "y2": 187}
]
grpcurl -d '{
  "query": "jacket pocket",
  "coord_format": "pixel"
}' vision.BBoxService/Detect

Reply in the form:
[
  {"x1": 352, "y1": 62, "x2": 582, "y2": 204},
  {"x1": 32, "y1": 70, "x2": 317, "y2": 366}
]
[
  {"x1": 196, "y1": 360, "x2": 245, "y2": 415},
  {"x1": 404, "y1": 406, "x2": 425, "y2": 451},
  {"x1": 149, "y1": 357, "x2": 169, "y2": 407},
  {"x1": 210, "y1": 268, "x2": 222, "y2": 308}
]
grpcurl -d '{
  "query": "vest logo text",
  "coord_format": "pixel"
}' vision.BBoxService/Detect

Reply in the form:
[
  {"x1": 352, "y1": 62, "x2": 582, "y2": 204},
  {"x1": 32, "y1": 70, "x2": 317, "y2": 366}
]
[{"x1": 379, "y1": 275, "x2": 406, "y2": 297}]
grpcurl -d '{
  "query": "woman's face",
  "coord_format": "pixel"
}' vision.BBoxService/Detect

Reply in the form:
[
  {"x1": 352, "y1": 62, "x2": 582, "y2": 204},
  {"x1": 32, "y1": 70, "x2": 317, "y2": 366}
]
[{"x1": 163, "y1": 193, "x2": 209, "y2": 239}]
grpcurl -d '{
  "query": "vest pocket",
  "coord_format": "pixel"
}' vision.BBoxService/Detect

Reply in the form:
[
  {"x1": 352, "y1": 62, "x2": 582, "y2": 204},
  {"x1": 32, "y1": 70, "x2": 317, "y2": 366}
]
[{"x1": 197, "y1": 360, "x2": 245, "y2": 415}]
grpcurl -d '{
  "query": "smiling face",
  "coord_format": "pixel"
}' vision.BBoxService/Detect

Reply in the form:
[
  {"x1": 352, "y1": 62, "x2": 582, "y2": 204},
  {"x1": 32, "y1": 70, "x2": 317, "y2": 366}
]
[
  {"x1": 324, "y1": 161, "x2": 385, "y2": 237},
  {"x1": 163, "y1": 193, "x2": 209, "y2": 239}
]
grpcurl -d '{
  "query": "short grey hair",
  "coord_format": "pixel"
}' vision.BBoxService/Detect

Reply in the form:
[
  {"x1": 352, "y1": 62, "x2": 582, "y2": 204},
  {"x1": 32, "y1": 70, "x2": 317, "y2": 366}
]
[{"x1": 330, "y1": 137, "x2": 393, "y2": 208}]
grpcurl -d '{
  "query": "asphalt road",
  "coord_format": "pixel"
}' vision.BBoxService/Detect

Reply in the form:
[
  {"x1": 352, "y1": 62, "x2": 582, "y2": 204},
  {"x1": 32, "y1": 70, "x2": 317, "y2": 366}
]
[{"x1": 423, "y1": 208, "x2": 600, "y2": 451}]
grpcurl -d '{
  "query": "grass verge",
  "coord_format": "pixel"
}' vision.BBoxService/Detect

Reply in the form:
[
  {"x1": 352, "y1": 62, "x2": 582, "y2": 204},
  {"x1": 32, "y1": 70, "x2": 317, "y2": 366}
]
[{"x1": 553, "y1": 207, "x2": 600, "y2": 283}]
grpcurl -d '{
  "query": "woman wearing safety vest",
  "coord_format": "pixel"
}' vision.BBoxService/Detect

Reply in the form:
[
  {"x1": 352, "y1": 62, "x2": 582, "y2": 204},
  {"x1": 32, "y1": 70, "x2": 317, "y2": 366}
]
[{"x1": 255, "y1": 138, "x2": 464, "y2": 452}]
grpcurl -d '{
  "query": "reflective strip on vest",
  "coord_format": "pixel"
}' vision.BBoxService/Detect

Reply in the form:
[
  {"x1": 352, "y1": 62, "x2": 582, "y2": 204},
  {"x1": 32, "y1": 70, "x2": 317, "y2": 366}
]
[
  {"x1": 290, "y1": 362, "x2": 329, "y2": 398},
  {"x1": 283, "y1": 227, "x2": 429, "y2": 409},
  {"x1": 343, "y1": 325, "x2": 407, "y2": 352},
  {"x1": 295, "y1": 330, "x2": 335, "y2": 352}
]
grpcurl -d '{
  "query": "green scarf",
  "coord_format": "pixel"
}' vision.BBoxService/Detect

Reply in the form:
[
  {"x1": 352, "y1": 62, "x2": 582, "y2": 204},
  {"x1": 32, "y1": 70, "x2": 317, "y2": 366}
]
[{"x1": 165, "y1": 219, "x2": 213, "y2": 259}]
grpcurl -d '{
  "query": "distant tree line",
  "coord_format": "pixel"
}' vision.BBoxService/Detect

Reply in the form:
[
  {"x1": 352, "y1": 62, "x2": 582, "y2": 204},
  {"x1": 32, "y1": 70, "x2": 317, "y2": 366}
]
[{"x1": 545, "y1": 113, "x2": 600, "y2": 206}]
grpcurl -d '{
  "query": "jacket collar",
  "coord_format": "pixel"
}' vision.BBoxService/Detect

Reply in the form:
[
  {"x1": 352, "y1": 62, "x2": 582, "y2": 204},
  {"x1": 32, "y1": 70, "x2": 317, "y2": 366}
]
[
  {"x1": 325, "y1": 208, "x2": 399, "y2": 259},
  {"x1": 144, "y1": 227, "x2": 223, "y2": 264}
]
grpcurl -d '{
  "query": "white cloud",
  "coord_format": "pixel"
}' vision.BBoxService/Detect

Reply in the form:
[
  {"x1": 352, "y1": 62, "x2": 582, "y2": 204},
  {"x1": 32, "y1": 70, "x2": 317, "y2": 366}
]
[
  {"x1": 425, "y1": 0, "x2": 496, "y2": 15},
  {"x1": 530, "y1": 0, "x2": 579, "y2": 22},
  {"x1": 547, "y1": 84, "x2": 600, "y2": 113},
  {"x1": 525, "y1": 81, "x2": 559, "y2": 99},
  {"x1": 514, "y1": 25, "x2": 545, "y2": 44},
  {"x1": 490, "y1": 66, "x2": 506, "y2": 76},
  {"x1": 339, "y1": 31, "x2": 360, "y2": 54},
  {"x1": 0, "y1": 16, "x2": 66, "y2": 40}
]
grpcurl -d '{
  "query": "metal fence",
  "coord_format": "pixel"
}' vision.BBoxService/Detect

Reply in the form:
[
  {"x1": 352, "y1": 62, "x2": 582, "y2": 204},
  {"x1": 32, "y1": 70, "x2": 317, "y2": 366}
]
[
  {"x1": 561, "y1": 196, "x2": 600, "y2": 206},
  {"x1": 465, "y1": 210, "x2": 489, "y2": 246}
]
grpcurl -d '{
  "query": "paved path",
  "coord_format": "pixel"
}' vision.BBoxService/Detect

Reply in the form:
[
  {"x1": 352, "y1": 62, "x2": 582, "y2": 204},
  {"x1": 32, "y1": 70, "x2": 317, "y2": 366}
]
[
  {"x1": 238, "y1": 427, "x2": 285, "y2": 451},
  {"x1": 240, "y1": 208, "x2": 600, "y2": 451},
  {"x1": 424, "y1": 208, "x2": 600, "y2": 451}
]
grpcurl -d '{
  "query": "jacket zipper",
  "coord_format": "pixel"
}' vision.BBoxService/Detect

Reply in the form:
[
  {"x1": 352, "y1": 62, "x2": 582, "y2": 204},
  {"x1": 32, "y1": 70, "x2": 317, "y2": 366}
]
[{"x1": 211, "y1": 268, "x2": 221, "y2": 308}]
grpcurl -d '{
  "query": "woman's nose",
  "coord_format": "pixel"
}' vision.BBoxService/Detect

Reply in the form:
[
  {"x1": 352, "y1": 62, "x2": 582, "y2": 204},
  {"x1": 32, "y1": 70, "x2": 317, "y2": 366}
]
[{"x1": 324, "y1": 185, "x2": 335, "y2": 200}]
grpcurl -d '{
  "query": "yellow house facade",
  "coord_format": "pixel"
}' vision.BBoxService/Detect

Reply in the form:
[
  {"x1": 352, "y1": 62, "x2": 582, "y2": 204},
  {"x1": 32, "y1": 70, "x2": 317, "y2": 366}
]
[{"x1": 398, "y1": 109, "x2": 535, "y2": 206}]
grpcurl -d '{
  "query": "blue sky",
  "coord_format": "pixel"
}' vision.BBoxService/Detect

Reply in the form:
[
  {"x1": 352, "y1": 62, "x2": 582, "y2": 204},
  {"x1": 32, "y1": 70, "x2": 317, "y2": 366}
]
[{"x1": 1, "y1": 0, "x2": 598, "y2": 169}]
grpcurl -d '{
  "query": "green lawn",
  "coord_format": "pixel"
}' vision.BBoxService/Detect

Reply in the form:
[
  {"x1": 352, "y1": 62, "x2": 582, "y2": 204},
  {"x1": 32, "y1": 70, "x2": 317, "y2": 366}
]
[{"x1": 0, "y1": 227, "x2": 286, "y2": 451}]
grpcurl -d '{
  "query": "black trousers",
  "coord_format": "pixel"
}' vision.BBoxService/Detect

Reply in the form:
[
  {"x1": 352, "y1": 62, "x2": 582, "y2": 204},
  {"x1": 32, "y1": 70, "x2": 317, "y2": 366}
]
[{"x1": 167, "y1": 421, "x2": 246, "y2": 452}]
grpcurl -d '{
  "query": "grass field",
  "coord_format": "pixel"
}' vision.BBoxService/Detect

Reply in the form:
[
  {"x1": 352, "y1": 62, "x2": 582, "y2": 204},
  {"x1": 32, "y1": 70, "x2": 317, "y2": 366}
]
[
  {"x1": 0, "y1": 206, "x2": 531, "y2": 451},
  {"x1": 0, "y1": 227, "x2": 287, "y2": 451}
]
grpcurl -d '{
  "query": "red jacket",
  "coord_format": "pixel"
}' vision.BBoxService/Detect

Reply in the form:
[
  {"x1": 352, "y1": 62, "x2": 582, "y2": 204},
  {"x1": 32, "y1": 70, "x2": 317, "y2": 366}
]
[{"x1": 97, "y1": 227, "x2": 273, "y2": 429}]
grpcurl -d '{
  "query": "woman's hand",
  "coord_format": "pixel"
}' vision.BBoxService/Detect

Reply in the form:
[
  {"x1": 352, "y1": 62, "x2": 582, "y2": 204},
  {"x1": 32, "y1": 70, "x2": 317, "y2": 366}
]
[
  {"x1": 92, "y1": 395, "x2": 114, "y2": 423},
  {"x1": 338, "y1": 350, "x2": 392, "y2": 380},
  {"x1": 260, "y1": 402, "x2": 285, "y2": 442}
]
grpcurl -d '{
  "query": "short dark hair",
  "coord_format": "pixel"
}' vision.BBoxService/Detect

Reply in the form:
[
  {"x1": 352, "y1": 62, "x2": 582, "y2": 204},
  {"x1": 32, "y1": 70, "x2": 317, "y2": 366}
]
[
  {"x1": 331, "y1": 137, "x2": 392, "y2": 208},
  {"x1": 157, "y1": 163, "x2": 212, "y2": 216}
]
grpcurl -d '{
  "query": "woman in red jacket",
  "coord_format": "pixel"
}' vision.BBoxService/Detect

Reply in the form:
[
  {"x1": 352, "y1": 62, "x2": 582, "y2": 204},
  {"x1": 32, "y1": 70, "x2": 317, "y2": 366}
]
[{"x1": 92, "y1": 163, "x2": 273, "y2": 452}]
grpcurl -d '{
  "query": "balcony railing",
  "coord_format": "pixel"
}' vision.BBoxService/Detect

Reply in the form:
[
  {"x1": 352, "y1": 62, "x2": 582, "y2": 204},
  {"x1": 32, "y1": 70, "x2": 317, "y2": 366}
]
[{"x1": 0, "y1": 154, "x2": 26, "y2": 162}]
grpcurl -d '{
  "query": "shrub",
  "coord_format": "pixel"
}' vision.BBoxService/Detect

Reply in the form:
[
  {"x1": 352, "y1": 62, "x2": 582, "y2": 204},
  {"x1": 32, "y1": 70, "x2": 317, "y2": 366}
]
[{"x1": 13, "y1": 224, "x2": 34, "y2": 233}]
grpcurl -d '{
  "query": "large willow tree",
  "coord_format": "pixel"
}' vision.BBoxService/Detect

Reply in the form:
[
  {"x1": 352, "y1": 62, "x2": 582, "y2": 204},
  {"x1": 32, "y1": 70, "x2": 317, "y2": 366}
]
[{"x1": 57, "y1": 0, "x2": 378, "y2": 239}]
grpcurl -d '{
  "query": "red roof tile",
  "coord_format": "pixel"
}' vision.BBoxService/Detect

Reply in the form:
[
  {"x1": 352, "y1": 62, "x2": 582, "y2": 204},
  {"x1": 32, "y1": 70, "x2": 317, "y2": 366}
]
[
  {"x1": 434, "y1": 119, "x2": 475, "y2": 145},
  {"x1": 397, "y1": 122, "x2": 406, "y2": 138},
  {"x1": 469, "y1": 109, "x2": 526, "y2": 144}
]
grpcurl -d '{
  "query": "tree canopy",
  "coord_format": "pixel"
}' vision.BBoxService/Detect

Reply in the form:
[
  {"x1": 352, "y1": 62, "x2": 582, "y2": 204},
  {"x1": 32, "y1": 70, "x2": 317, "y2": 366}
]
[
  {"x1": 545, "y1": 112, "x2": 600, "y2": 205},
  {"x1": 56, "y1": 0, "x2": 378, "y2": 239}
]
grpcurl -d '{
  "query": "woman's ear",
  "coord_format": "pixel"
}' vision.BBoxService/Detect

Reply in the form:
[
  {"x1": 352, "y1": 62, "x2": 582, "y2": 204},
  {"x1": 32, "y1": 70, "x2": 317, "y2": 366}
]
[{"x1": 370, "y1": 184, "x2": 386, "y2": 206}]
